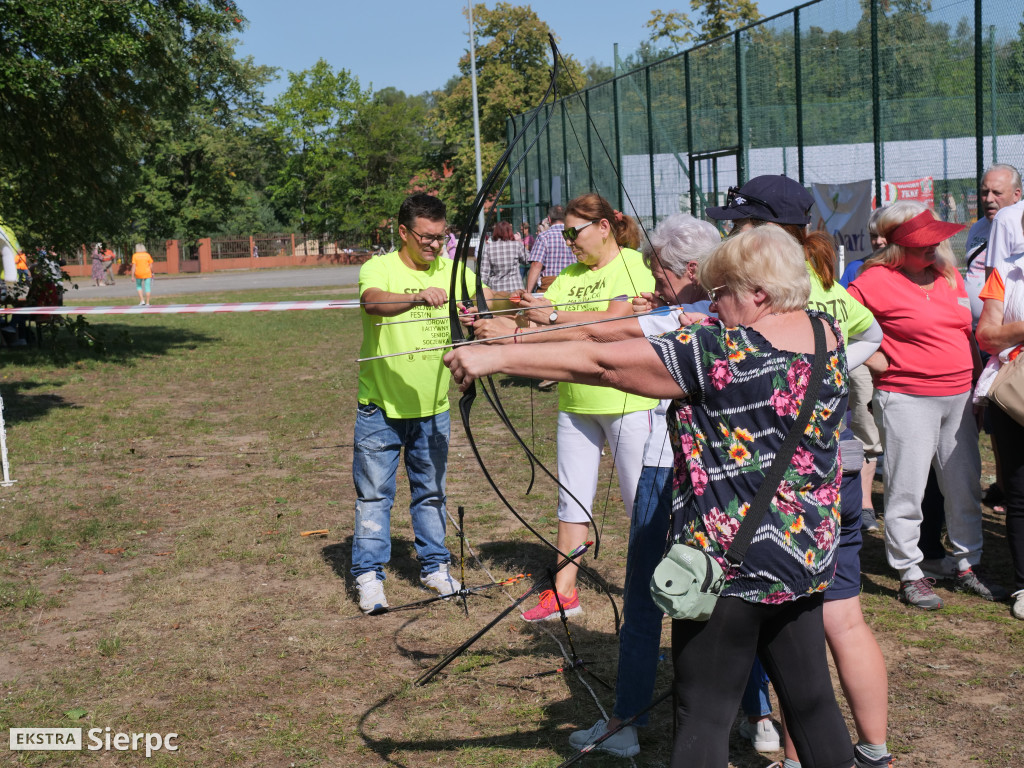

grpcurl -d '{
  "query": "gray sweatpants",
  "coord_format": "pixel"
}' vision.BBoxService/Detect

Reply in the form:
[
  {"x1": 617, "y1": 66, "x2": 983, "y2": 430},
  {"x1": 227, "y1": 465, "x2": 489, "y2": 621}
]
[{"x1": 877, "y1": 389, "x2": 983, "y2": 581}]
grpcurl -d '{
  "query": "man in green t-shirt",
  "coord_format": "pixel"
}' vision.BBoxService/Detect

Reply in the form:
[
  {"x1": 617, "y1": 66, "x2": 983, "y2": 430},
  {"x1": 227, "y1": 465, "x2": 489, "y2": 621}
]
[{"x1": 352, "y1": 193, "x2": 494, "y2": 614}]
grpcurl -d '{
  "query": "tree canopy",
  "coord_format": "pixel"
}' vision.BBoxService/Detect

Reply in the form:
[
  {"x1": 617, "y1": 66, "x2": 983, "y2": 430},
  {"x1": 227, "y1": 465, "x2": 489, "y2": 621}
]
[
  {"x1": 3, "y1": 1, "x2": 1022, "y2": 252},
  {"x1": 0, "y1": 0, "x2": 255, "y2": 247},
  {"x1": 433, "y1": 3, "x2": 584, "y2": 227}
]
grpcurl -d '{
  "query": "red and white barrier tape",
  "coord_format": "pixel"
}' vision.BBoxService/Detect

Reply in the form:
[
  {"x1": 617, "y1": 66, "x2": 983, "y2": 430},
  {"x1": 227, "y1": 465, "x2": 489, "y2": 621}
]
[{"x1": 4, "y1": 300, "x2": 363, "y2": 315}]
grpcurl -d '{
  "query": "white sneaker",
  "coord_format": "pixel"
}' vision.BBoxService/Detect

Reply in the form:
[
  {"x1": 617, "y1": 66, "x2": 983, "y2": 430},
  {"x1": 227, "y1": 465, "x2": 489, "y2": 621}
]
[
  {"x1": 420, "y1": 564, "x2": 460, "y2": 596},
  {"x1": 1012, "y1": 589, "x2": 1024, "y2": 620},
  {"x1": 355, "y1": 572, "x2": 388, "y2": 614},
  {"x1": 738, "y1": 717, "x2": 781, "y2": 752},
  {"x1": 568, "y1": 719, "x2": 639, "y2": 758}
]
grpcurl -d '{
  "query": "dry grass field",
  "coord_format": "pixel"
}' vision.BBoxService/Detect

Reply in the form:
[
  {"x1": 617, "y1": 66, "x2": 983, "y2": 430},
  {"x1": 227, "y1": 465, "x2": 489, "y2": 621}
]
[{"x1": 0, "y1": 282, "x2": 1020, "y2": 767}]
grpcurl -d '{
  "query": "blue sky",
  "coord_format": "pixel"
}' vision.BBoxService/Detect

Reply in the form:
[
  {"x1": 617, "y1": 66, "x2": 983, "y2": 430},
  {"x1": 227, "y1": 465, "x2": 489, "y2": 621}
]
[{"x1": 235, "y1": 1, "x2": 800, "y2": 101}]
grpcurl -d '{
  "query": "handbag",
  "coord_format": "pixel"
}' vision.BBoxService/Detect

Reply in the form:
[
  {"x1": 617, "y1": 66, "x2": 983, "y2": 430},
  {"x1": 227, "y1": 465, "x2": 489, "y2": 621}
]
[
  {"x1": 651, "y1": 318, "x2": 829, "y2": 621},
  {"x1": 986, "y1": 351, "x2": 1024, "y2": 426}
]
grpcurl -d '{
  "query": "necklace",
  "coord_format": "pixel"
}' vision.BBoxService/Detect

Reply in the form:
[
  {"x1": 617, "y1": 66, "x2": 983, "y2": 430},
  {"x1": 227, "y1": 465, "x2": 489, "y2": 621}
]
[{"x1": 901, "y1": 268, "x2": 935, "y2": 299}]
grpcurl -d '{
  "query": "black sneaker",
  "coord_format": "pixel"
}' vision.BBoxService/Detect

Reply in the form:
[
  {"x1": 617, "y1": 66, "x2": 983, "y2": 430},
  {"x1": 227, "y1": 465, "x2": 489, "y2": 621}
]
[
  {"x1": 955, "y1": 566, "x2": 1009, "y2": 602},
  {"x1": 898, "y1": 577, "x2": 943, "y2": 610}
]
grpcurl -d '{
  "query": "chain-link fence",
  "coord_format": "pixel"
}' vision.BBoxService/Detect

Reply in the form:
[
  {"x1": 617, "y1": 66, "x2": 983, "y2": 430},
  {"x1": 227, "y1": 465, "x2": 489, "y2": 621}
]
[{"x1": 507, "y1": 0, "x2": 1022, "y2": 244}]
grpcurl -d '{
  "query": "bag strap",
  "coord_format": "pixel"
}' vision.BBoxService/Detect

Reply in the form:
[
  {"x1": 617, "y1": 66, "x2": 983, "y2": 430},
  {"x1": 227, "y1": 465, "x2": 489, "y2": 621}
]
[
  {"x1": 725, "y1": 316, "x2": 829, "y2": 566},
  {"x1": 965, "y1": 242, "x2": 986, "y2": 271}
]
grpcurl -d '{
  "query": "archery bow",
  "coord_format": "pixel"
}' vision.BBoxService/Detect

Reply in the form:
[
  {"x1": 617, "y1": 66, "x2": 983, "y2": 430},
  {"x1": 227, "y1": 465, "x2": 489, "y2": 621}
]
[{"x1": 446, "y1": 35, "x2": 623, "y2": 633}]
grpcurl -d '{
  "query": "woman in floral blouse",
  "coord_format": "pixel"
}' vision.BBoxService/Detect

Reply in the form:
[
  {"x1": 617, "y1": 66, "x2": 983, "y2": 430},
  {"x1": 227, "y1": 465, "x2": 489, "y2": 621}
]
[{"x1": 445, "y1": 225, "x2": 854, "y2": 768}]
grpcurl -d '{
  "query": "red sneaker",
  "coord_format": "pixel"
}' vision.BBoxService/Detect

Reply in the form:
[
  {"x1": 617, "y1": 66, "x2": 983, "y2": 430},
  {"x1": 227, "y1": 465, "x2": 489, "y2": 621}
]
[{"x1": 521, "y1": 588, "x2": 582, "y2": 622}]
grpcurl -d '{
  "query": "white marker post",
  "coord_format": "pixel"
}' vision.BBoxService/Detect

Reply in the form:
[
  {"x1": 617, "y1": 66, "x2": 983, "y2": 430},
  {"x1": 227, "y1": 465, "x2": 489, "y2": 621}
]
[{"x1": 0, "y1": 392, "x2": 15, "y2": 486}]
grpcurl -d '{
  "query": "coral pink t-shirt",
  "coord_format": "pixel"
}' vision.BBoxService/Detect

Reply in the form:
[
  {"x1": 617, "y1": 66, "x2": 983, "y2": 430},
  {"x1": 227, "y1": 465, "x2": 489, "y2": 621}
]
[{"x1": 848, "y1": 265, "x2": 973, "y2": 396}]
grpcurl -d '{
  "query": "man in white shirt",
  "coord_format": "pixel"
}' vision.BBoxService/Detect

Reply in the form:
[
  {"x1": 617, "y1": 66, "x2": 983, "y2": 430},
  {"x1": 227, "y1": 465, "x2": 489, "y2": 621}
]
[{"x1": 965, "y1": 164, "x2": 1022, "y2": 322}]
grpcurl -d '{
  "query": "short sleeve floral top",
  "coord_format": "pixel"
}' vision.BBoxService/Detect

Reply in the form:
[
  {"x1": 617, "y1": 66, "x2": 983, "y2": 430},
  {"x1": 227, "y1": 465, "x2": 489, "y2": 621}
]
[{"x1": 648, "y1": 310, "x2": 848, "y2": 604}]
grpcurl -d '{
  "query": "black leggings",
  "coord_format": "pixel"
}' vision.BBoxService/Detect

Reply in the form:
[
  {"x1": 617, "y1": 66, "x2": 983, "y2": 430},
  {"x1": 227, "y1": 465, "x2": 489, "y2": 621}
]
[
  {"x1": 988, "y1": 405, "x2": 1024, "y2": 590},
  {"x1": 670, "y1": 593, "x2": 853, "y2": 768}
]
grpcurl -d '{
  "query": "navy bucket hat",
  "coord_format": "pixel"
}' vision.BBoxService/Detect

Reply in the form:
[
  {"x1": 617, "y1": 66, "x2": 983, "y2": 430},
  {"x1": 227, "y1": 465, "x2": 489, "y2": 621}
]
[{"x1": 705, "y1": 175, "x2": 814, "y2": 227}]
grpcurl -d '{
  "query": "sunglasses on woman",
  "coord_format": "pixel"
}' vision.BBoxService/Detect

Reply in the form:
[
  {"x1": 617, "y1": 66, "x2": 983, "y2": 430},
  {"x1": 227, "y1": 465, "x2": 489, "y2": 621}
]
[
  {"x1": 724, "y1": 187, "x2": 778, "y2": 219},
  {"x1": 561, "y1": 221, "x2": 597, "y2": 242}
]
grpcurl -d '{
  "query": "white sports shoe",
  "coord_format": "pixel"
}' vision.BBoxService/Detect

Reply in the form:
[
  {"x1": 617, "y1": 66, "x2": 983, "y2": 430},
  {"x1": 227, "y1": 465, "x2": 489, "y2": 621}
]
[
  {"x1": 1012, "y1": 589, "x2": 1024, "y2": 620},
  {"x1": 355, "y1": 572, "x2": 388, "y2": 614},
  {"x1": 738, "y1": 717, "x2": 781, "y2": 752},
  {"x1": 568, "y1": 719, "x2": 639, "y2": 758},
  {"x1": 420, "y1": 564, "x2": 461, "y2": 596}
]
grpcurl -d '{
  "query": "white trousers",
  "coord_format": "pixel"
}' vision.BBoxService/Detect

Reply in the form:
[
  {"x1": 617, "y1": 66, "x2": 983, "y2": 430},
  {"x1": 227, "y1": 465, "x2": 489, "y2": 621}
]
[
  {"x1": 877, "y1": 389, "x2": 984, "y2": 580},
  {"x1": 556, "y1": 410, "x2": 652, "y2": 525}
]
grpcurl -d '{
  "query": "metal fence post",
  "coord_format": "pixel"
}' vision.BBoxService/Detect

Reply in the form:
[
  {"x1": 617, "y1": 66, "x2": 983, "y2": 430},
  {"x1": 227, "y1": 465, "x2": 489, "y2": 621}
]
[
  {"x1": 990, "y1": 24, "x2": 997, "y2": 165},
  {"x1": 561, "y1": 101, "x2": 570, "y2": 201},
  {"x1": 871, "y1": 0, "x2": 883, "y2": 206},
  {"x1": 613, "y1": 76, "x2": 623, "y2": 211},
  {"x1": 507, "y1": 116, "x2": 517, "y2": 220},
  {"x1": 522, "y1": 114, "x2": 531, "y2": 221},
  {"x1": 545, "y1": 103, "x2": 554, "y2": 205},
  {"x1": 795, "y1": 8, "x2": 805, "y2": 185},
  {"x1": 736, "y1": 31, "x2": 748, "y2": 185},
  {"x1": 646, "y1": 66, "x2": 657, "y2": 224},
  {"x1": 685, "y1": 50, "x2": 695, "y2": 214},
  {"x1": 586, "y1": 91, "x2": 594, "y2": 190}
]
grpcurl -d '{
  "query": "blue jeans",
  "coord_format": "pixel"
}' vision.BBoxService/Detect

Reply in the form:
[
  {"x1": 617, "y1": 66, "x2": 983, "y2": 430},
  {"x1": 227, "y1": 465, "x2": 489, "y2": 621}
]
[
  {"x1": 350, "y1": 403, "x2": 451, "y2": 581},
  {"x1": 613, "y1": 465, "x2": 671, "y2": 726},
  {"x1": 741, "y1": 658, "x2": 772, "y2": 717}
]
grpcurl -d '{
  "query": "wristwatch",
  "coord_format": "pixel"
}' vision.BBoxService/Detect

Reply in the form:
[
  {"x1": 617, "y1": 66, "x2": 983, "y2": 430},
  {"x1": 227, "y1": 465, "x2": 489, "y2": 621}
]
[{"x1": 548, "y1": 310, "x2": 558, "y2": 325}]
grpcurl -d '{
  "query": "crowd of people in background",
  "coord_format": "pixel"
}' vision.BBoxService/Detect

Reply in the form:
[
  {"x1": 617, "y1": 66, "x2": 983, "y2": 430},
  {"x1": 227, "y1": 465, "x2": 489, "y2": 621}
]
[{"x1": 354, "y1": 167, "x2": 1023, "y2": 768}]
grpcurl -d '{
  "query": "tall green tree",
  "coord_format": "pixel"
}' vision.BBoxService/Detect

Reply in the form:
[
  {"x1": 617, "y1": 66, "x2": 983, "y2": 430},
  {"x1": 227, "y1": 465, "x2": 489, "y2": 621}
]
[
  {"x1": 331, "y1": 87, "x2": 433, "y2": 246},
  {"x1": 434, "y1": 3, "x2": 584, "y2": 227},
  {"x1": 265, "y1": 60, "x2": 366, "y2": 238},
  {"x1": 131, "y1": 45, "x2": 279, "y2": 242},
  {"x1": 0, "y1": 0, "x2": 248, "y2": 248},
  {"x1": 265, "y1": 63, "x2": 433, "y2": 246},
  {"x1": 647, "y1": 1, "x2": 761, "y2": 49}
]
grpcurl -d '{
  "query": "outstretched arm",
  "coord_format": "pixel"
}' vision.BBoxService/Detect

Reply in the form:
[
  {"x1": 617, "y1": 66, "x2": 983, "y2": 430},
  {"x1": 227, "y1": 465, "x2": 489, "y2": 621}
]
[{"x1": 444, "y1": 337, "x2": 685, "y2": 399}]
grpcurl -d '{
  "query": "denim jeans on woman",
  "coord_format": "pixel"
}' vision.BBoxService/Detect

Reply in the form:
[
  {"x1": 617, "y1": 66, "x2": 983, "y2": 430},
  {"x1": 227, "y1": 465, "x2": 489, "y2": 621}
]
[
  {"x1": 613, "y1": 465, "x2": 672, "y2": 726},
  {"x1": 350, "y1": 403, "x2": 451, "y2": 581}
]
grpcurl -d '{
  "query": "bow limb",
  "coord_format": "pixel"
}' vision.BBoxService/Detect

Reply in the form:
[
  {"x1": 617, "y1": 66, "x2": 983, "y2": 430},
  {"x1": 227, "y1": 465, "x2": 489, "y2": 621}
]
[{"x1": 449, "y1": 37, "x2": 620, "y2": 631}]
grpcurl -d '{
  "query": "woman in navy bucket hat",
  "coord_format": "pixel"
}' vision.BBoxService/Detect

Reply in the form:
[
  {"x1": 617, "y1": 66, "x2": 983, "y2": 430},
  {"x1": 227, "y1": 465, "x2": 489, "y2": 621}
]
[{"x1": 708, "y1": 175, "x2": 894, "y2": 768}]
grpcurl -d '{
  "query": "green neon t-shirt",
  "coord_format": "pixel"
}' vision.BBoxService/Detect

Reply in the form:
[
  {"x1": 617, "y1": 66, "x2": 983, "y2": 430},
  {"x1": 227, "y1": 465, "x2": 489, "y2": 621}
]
[
  {"x1": 544, "y1": 248, "x2": 658, "y2": 414},
  {"x1": 805, "y1": 264, "x2": 873, "y2": 346},
  {"x1": 357, "y1": 251, "x2": 476, "y2": 419}
]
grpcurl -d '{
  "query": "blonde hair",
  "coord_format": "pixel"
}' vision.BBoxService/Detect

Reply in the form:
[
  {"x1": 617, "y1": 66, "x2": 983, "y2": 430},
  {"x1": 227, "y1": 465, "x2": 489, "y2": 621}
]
[
  {"x1": 861, "y1": 200, "x2": 957, "y2": 287},
  {"x1": 699, "y1": 226, "x2": 810, "y2": 312}
]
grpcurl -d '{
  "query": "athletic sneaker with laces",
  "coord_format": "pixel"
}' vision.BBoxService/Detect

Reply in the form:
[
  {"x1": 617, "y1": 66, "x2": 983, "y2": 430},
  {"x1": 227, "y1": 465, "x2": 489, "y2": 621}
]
[
  {"x1": 420, "y1": 564, "x2": 461, "y2": 597},
  {"x1": 738, "y1": 717, "x2": 781, "y2": 752},
  {"x1": 355, "y1": 572, "x2": 388, "y2": 614},
  {"x1": 854, "y1": 743, "x2": 894, "y2": 767},
  {"x1": 1011, "y1": 589, "x2": 1024, "y2": 620},
  {"x1": 954, "y1": 566, "x2": 1009, "y2": 601},
  {"x1": 860, "y1": 508, "x2": 880, "y2": 532},
  {"x1": 898, "y1": 577, "x2": 943, "y2": 610},
  {"x1": 521, "y1": 588, "x2": 582, "y2": 622},
  {"x1": 568, "y1": 719, "x2": 639, "y2": 758}
]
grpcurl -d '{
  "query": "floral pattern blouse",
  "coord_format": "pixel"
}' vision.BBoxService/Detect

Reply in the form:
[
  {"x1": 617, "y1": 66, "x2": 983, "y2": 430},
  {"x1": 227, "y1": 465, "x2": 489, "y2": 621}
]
[{"x1": 648, "y1": 310, "x2": 848, "y2": 604}]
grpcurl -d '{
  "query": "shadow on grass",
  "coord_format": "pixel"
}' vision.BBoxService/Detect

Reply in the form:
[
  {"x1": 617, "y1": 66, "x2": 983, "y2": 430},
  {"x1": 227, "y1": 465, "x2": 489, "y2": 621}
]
[
  {"x1": 355, "y1": 615, "x2": 631, "y2": 768},
  {"x1": 1, "y1": 380, "x2": 80, "y2": 425},
  {"x1": 0, "y1": 321, "x2": 218, "y2": 369}
]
